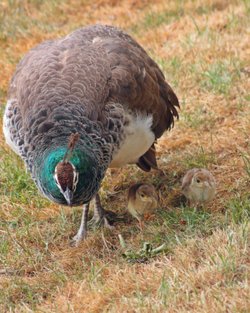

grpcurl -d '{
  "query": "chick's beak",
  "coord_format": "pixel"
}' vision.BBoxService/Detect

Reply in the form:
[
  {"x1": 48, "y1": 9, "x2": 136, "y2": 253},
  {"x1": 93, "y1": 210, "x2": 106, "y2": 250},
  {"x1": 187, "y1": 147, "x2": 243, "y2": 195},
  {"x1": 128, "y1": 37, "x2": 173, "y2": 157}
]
[
  {"x1": 142, "y1": 195, "x2": 150, "y2": 202},
  {"x1": 63, "y1": 187, "x2": 74, "y2": 206}
]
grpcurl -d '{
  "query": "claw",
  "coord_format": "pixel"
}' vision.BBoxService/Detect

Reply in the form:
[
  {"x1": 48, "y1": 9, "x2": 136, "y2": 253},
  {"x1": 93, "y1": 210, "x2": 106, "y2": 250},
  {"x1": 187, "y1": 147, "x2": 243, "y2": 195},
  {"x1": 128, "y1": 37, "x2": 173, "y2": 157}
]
[
  {"x1": 71, "y1": 193, "x2": 122, "y2": 247},
  {"x1": 70, "y1": 232, "x2": 87, "y2": 247},
  {"x1": 90, "y1": 193, "x2": 118, "y2": 229},
  {"x1": 88, "y1": 209, "x2": 116, "y2": 229}
]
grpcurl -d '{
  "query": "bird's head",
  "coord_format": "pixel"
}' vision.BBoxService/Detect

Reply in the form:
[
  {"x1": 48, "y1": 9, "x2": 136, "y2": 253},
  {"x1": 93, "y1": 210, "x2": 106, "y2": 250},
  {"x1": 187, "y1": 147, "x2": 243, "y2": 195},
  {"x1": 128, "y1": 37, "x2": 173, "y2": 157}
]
[
  {"x1": 137, "y1": 184, "x2": 158, "y2": 205},
  {"x1": 192, "y1": 172, "x2": 210, "y2": 189},
  {"x1": 53, "y1": 133, "x2": 80, "y2": 206},
  {"x1": 54, "y1": 161, "x2": 78, "y2": 206},
  {"x1": 36, "y1": 133, "x2": 102, "y2": 206}
]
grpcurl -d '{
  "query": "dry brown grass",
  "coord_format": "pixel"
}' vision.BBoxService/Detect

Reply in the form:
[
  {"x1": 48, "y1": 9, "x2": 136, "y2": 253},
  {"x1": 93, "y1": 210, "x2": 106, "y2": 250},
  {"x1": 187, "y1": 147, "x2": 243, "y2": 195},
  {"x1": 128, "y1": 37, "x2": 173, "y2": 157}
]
[
  {"x1": 40, "y1": 225, "x2": 249, "y2": 313},
  {"x1": 0, "y1": 0, "x2": 249, "y2": 312}
]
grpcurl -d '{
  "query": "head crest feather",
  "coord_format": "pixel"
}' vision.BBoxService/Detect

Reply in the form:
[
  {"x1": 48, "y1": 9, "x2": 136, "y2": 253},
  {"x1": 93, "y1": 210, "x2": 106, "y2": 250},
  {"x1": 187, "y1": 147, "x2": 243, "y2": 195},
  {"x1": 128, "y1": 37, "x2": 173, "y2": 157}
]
[{"x1": 63, "y1": 133, "x2": 80, "y2": 163}]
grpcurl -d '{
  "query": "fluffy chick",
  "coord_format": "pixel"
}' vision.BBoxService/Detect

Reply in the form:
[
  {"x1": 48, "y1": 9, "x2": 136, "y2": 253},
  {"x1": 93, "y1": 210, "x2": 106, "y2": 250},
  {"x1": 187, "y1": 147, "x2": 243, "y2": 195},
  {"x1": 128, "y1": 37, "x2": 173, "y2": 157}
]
[
  {"x1": 127, "y1": 183, "x2": 158, "y2": 228},
  {"x1": 181, "y1": 168, "x2": 216, "y2": 207}
]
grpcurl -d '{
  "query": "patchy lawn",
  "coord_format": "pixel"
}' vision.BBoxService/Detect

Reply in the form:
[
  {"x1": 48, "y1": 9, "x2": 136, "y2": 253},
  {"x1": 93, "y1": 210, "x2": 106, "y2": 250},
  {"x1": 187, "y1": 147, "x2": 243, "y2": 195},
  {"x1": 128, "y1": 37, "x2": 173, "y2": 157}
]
[{"x1": 0, "y1": 0, "x2": 249, "y2": 312}]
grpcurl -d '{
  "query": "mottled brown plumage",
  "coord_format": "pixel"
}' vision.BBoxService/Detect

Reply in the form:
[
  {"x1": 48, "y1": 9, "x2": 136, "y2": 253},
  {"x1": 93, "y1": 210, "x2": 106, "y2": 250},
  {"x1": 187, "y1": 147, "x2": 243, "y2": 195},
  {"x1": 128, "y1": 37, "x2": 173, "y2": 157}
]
[
  {"x1": 5, "y1": 25, "x2": 179, "y2": 173},
  {"x1": 3, "y1": 24, "x2": 179, "y2": 245}
]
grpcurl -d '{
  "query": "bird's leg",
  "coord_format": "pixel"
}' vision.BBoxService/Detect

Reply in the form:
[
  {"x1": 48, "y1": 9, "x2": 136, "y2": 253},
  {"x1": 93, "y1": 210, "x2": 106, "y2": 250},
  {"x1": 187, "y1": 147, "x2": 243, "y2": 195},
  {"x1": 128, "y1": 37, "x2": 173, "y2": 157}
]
[
  {"x1": 138, "y1": 219, "x2": 145, "y2": 231},
  {"x1": 188, "y1": 199, "x2": 196, "y2": 208},
  {"x1": 71, "y1": 203, "x2": 90, "y2": 246},
  {"x1": 189, "y1": 200, "x2": 200, "y2": 210},
  {"x1": 89, "y1": 193, "x2": 117, "y2": 229}
]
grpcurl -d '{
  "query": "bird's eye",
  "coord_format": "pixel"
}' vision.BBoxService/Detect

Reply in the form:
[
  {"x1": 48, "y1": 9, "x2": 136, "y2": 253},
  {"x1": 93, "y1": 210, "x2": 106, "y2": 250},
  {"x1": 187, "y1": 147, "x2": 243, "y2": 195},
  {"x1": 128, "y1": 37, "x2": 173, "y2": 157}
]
[
  {"x1": 196, "y1": 179, "x2": 201, "y2": 183},
  {"x1": 141, "y1": 194, "x2": 145, "y2": 198}
]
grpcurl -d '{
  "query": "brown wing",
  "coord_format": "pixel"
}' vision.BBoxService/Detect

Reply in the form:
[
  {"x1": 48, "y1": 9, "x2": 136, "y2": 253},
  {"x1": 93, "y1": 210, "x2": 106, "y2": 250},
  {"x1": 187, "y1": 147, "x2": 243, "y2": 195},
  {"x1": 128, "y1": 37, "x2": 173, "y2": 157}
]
[
  {"x1": 136, "y1": 143, "x2": 158, "y2": 172},
  {"x1": 96, "y1": 31, "x2": 179, "y2": 171},
  {"x1": 7, "y1": 25, "x2": 179, "y2": 172},
  {"x1": 102, "y1": 37, "x2": 179, "y2": 136}
]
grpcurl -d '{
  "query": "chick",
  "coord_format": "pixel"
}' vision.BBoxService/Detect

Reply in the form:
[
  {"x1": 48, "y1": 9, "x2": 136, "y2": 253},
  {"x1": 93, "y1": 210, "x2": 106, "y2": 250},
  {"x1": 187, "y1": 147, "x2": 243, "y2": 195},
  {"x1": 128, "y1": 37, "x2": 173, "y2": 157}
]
[
  {"x1": 127, "y1": 183, "x2": 158, "y2": 229},
  {"x1": 181, "y1": 168, "x2": 216, "y2": 207}
]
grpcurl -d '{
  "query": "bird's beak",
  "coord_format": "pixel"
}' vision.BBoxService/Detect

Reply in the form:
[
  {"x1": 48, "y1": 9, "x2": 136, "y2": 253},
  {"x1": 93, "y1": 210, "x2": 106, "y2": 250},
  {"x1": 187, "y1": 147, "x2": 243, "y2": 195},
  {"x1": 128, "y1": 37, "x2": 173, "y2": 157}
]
[{"x1": 63, "y1": 187, "x2": 74, "y2": 206}]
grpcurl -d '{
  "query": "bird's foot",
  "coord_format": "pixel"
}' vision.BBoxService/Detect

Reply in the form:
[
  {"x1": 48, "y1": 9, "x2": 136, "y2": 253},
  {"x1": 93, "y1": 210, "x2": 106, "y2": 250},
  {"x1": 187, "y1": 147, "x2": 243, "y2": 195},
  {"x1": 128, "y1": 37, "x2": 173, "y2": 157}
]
[
  {"x1": 88, "y1": 193, "x2": 121, "y2": 229},
  {"x1": 144, "y1": 213, "x2": 155, "y2": 221},
  {"x1": 70, "y1": 230, "x2": 87, "y2": 247},
  {"x1": 88, "y1": 209, "x2": 117, "y2": 230}
]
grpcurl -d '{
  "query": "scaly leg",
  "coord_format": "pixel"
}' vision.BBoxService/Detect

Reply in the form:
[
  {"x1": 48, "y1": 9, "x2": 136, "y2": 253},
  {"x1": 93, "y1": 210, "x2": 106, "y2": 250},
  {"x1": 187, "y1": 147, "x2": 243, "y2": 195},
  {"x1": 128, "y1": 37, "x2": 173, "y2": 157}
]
[
  {"x1": 89, "y1": 193, "x2": 117, "y2": 229},
  {"x1": 71, "y1": 203, "x2": 90, "y2": 246}
]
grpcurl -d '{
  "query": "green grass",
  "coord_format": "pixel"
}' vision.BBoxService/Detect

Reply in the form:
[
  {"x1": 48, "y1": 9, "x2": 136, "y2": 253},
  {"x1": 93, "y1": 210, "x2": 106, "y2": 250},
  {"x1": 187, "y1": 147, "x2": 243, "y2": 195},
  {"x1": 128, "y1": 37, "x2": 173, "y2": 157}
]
[
  {"x1": 0, "y1": 274, "x2": 67, "y2": 311},
  {"x1": 142, "y1": 8, "x2": 183, "y2": 29},
  {"x1": 201, "y1": 61, "x2": 235, "y2": 94},
  {"x1": 130, "y1": 8, "x2": 183, "y2": 34},
  {"x1": 180, "y1": 146, "x2": 216, "y2": 169},
  {"x1": 0, "y1": 147, "x2": 49, "y2": 207},
  {"x1": 183, "y1": 57, "x2": 243, "y2": 95},
  {"x1": 226, "y1": 195, "x2": 250, "y2": 225},
  {"x1": 0, "y1": 0, "x2": 63, "y2": 41},
  {"x1": 181, "y1": 105, "x2": 217, "y2": 129}
]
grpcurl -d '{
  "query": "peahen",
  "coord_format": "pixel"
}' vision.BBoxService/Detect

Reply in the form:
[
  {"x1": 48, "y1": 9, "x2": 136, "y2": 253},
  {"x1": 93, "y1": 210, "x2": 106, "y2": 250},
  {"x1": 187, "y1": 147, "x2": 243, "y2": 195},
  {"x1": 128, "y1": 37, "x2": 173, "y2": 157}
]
[{"x1": 3, "y1": 25, "x2": 179, "y2": 246}]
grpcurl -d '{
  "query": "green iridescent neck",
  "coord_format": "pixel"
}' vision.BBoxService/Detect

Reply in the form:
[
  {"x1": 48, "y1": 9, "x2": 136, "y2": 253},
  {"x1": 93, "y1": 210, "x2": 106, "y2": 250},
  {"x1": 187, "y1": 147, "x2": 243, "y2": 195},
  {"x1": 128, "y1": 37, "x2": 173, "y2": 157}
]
[{"x1": 35, "y1": 146, "x2": 100, "y2": 205}]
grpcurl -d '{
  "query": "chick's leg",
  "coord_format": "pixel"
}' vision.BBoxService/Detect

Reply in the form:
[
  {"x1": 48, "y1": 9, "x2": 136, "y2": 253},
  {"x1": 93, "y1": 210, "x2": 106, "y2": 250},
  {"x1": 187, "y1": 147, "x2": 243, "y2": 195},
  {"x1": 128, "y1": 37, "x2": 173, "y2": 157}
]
[
  {"x1": 138, "y1": 219, "x2": 145, "y2": 231},
  {"x1": 71, "y1": 203, "x2": 90, "y2": 246}
]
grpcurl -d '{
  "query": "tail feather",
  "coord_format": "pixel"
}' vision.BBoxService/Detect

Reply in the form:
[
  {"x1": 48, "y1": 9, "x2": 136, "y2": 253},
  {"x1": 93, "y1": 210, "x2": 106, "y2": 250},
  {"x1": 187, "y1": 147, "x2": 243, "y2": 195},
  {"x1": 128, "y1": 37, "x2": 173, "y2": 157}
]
[{"x1": 136, "y1": 144, "x2": 158, "y2": 172}]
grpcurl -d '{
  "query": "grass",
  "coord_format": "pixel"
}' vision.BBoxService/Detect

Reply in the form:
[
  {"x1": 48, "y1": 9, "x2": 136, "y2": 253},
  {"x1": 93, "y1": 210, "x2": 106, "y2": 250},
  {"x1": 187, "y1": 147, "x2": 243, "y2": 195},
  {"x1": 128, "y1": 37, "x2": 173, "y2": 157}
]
[
  {"x1": 130, "y1": 7, "x2": 184, "y2": 34},
  {"x1": 226, "y1": 195, "x2": 250, "y2": 225},
  {"x1": 201, "y1": 60, "x2": 238, "y2": 94},
  {"x1": 0, "y1": 0, "x2": 249, "y2": 312}
]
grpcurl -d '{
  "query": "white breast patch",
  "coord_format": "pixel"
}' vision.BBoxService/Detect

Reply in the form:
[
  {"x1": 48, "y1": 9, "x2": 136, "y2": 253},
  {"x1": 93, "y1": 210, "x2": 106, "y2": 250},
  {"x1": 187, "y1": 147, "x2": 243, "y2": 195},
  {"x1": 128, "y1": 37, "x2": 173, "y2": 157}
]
[
  {"x1": 110, "y1": 113, "x2": 155, "y2": 168},
  {"x1": 3, "y1": 99, "x2": 20, "y2": 155}
]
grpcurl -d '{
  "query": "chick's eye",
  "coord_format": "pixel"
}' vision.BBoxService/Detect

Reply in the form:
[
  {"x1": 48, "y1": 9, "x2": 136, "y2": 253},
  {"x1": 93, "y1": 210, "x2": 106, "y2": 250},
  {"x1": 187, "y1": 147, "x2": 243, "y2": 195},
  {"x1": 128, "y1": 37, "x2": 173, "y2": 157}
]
[
  {"x1": 140, "y1": 194, "x2": 145, "y2": 198},
  {"x1": 196, "y1": 179, "x2": 201, "y2": 183}
]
